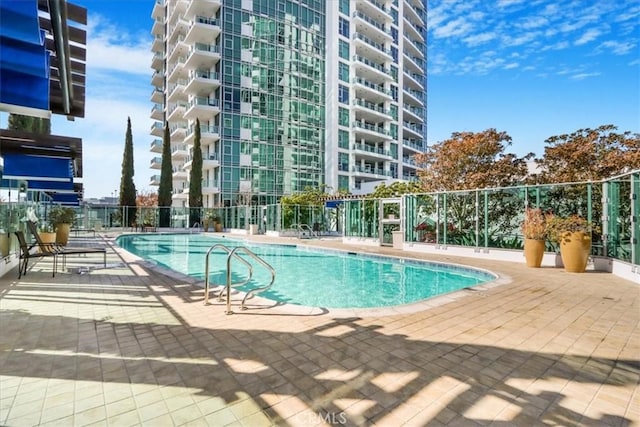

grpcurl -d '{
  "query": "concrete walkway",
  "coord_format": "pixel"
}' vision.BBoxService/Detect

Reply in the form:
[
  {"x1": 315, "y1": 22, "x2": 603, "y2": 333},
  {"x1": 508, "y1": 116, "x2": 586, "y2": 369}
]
[{"x1": 0, "y1": 233, "x2": 638, "y2": 426}]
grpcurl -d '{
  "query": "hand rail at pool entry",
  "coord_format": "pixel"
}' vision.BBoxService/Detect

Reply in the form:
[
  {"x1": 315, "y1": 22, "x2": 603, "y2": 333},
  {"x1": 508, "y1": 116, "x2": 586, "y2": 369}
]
[
  {"x1": 294, "y1": 223, "x2": 318, "y2": 239},
  {"x1": 225, "y1": 246, "x2": 276, "y2": 315},
  {"x1": 203, "y1": 243, "x2": 253, "y2": 305},
  {"x1": 191, "y1": 222, "x2": 200, "y2": 234}
]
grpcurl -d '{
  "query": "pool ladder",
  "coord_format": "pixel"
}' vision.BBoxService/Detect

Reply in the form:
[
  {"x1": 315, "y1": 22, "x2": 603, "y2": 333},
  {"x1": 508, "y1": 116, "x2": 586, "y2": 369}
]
[
  {"x1": 204, "y1": 243, "x2": 276, "y2": 315},
  {"x1": 294, "y1": 223, "x2": 318, "y2": 239}
]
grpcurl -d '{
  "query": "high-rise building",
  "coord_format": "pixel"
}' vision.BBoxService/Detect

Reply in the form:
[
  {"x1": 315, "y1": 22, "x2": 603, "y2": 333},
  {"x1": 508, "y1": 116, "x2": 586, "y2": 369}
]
[{"x1": 150, "y1": 0, "x2": 426, "y2": 207}]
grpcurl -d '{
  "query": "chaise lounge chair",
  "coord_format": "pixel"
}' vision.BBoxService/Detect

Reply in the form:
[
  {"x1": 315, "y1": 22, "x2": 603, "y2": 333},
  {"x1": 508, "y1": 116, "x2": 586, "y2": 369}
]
[
  {"x1": 15, "y1": 231, "x2": 58, "y2": 278},
  {"x1": 25, "y1": 221, "x2": 107, "y2": 271}
]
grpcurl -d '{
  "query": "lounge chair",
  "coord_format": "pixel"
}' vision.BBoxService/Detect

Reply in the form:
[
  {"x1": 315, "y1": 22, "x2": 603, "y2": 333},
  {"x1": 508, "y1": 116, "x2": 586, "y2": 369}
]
[
  {"x1": 15, "y1": 231, "x2": 58, "y2": 278},
  {"x1": 26, "y1": 221, "x2": 107, "y2": 270}
]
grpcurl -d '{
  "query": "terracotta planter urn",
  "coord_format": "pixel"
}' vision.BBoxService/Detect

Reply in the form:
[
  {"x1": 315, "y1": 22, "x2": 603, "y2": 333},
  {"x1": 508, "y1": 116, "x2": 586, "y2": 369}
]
[
  {"x1": 559, "y1": 231, "x2": 592, "y2": 273},
  {"x1": 523, "y1": 238, "x2": 545, "y2": 268}
]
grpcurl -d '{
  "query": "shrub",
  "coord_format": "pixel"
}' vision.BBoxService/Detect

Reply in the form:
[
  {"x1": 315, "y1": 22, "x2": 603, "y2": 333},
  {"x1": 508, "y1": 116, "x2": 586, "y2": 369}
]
[
  {"x1": 521, "y1": 207, "x2": 547, "y2": 240},
  {"x1": 546, "y1": 214, "x2": 593, "y2": 243}
]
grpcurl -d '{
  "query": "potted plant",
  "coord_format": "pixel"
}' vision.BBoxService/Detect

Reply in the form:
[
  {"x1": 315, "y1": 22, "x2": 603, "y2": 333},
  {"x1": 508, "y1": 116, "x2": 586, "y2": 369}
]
[
  {"x1": 521, "y1": 207, "x2": 547, "y2": 268},
  {"x1": 212, "y1": 215, "x2": 222, "y2": 232},
  {"x1": 39, "y1": 222, "x2": 57, "y2": 245},
  {"x1": 546, "y1": 214, "x2": 593, "y2": 273},
  {"x1": 48, "y1": 206, "x2": 76, "y2": 245}
]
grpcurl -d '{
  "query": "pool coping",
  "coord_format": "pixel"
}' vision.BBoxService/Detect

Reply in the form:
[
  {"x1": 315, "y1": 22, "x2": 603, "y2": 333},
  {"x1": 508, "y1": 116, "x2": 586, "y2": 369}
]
[{"x1": 113, "y1": 233, "x2": 512, "y2": 318}]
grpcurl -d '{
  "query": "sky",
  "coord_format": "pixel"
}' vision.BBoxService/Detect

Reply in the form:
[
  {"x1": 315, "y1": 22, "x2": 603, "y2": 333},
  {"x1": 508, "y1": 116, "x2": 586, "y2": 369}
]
[{"x1": 2, "y1": 0, "x2": 639, "y2": 199}]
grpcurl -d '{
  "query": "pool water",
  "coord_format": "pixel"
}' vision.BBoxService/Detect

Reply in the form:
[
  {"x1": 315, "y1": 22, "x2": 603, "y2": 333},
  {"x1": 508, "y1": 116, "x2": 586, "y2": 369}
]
[{"x1": 116, "y1": 234, "x2": 496, "y2": 309}]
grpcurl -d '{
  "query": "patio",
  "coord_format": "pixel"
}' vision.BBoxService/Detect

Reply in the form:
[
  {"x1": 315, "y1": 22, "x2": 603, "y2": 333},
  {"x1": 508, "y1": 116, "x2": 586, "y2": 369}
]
[{"x1": 0, "y1": 233, "x2": 638, "y2": 426}]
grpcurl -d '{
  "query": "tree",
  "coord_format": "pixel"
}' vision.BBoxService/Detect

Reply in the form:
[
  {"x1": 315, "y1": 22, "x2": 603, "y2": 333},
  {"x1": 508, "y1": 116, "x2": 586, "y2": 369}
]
[
  {"x1": 188, "y1": 118, "x2": 203, "y2": 226},
  {"x1": 136, "y1": 190, "x2": 158, "y2": 227},
  {"x1": 415, "y1": 128, "x2": 533, "y2": 192},
  {"x1": 536, "y1": 125, "x2": 640, "y2": 183},
  {"x1": 7, "y1": 114, "x2": 50, "y2": 134},
  {"x1": 367, "y1": 181, "x2": 423, "y2": 198},
  {"x1": 157, "y1": 123, "x2": 173, "y2": 227},
  {"x1": 119, "y1": 117, "x2": 137, "y2": 227}
]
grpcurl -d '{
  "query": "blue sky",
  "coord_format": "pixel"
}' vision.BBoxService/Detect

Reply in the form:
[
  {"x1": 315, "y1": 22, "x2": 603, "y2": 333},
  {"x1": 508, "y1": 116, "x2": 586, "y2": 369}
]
[{"x1": 2, "y1": 0, "x2": 639, "y2": 198}]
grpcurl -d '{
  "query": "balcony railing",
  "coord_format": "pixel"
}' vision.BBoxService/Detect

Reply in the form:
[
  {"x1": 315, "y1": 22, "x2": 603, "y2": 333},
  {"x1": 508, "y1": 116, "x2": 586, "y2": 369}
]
[
  {"x1": 186, "y1": 124, "x2": 220, "y2": 137},
  {"x1": 353, "y1": 143, "x2": 390, "y2": 157},
  {"x1": 189, "y1": 97, "x2": 219, "y2": 108},
  {"x1": 352, "y1": 165, "x2": 392, "y2": 176},
  {"x1": 352, "y1": 77, "x2": 392, "y2": 97},
  {"x1": 353, "y1": 55, "x2": 392, "y2": 77},
  {"x1": 352, "y1": 11, "x2": 391, "y2": 36},
  {"x1": 352, "y1": 121, "x2": 390, "y2": 136},
  {"x1": 403, "y1": 138, "x2": 426, "y2": 151},
  {"x1": 353, "y1": 98, "x2": 390, "y2": 116},
  {"x1": 352, "y1": 33, "x2": 391, "y2": 57}
]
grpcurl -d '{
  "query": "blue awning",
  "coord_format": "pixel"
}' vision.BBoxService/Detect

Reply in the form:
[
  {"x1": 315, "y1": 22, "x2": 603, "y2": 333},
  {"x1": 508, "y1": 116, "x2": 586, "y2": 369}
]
[{"x1": 0, "y1": 0, "x2": 50, "y2": 111}]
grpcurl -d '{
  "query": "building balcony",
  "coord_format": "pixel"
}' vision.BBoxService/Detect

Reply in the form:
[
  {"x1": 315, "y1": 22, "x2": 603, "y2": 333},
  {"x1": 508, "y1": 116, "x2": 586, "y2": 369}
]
[
  {"x1": 167, "y1": 34, "x2": 187, "y2": 64},
  {"x1": 352, "y1": 164, "x2": 392, "y2": 178},
  {"x1": 404, "y1": 1, "x2": 425, "y2": 27},
  {"x1": 151, "y1": 51, "x2": 164, "y2": 70},
  {"x1": 150, "y1": 103, "x2": 164, "y2": 121},
  {"x1": 184, "y1": 42, "x2": 221, "y2": 70},
  {"x1": 167, "y1": 0, "x2": 187, "y2": 25},
  {"x1": 185, "y1": 0, "x2": 221, "y2": 20},
  {"x1": 152, "y1": 34, "x2": 164, "y2": 52},
  {"x1": 352, "y1": 98, "x2": 392, "y2": 122},
  {"x1": 352, "y1": 33, "x2": 392, "y2": 64},
  {"x1": 167, "y1": 15, "x2": 189, "y2": 43},
  {"x1": 167, "y1": 101, "x2": 188, "y2": 122},
  {"x1": 403, "y1": 103, "x2": 424, "y2": 122},
  {"x1": 151, "y1": 69, "x2": 164, "y2": 87},
  {"x1": 352, "y1": 77, "x2": 392, "y2": 103},
  {"x1": 404, "y1": 52, "x2": 425, "y2": 74},
  {"x1": 167, "y1": 79, "x2": 188, "y2": 103},
  {"x1": 184, "y1": 15, "x2": 221, "y2": 45},
  {"x1": 202, "y1": 179, "x2": 220, "y2": 194},
  {"x1": 403, "y1": 17, "x2": 424, "y2": 42},
  {"x1": 150, "y1": 139, "x2": 163, "y2": 153},
  {"x1": 355, "y1": 0, "x2": 392, "y2": 23},
  {"x1": 150, "y1": 121, "x2": 164, "y2": 137},
  {"x1": 151, "y1": 0, "x2": 164, "y2": 19},
  {"x1": 403, "y1": 86, "x2": 425, "y2": 106},
  {"x1": 203, "y1": 153, "x2": 220, "y2": 169},
  {"x1": 352, "y1": 143, "x2": 392, "y2": 160},
  {"x1": 403, "y1": 121, "x2": 424, "y2": 139},
  {"x1": 171, "y1": 143, "x2": 188, "y2": 159},
  {"x1": 150, "y1": 156, "x2": 163, "y2": 169},
  {"x1": 151, "y1": 17, "x2": 164, "y2": 36},
  {"x1": 185, "y1": 124, "x2": 220, "y2": 144},
  {"x1": 403, "y1": 35, "x2": 425, "y2": 59},
  {"x1": 172, "y1": 189, "x2": 188, "y2": 200},
  {"x1": 170, "y1": 122, "x2": 188, "y2": 138},
  {"x1": 403, "y1": 138, "x2": 426, "y2": 152},
  {"x1": 353, "y1": 55, "x2": 393, "y2": 82},
  {"x1": 184, "y1": 96, "x2": 220, "y2": 121},
  {"x1": 352, "y1": 120, "x2": 391, "y2": 141},
  {"x1": 167, "y1": 57, "x2": 186, "y2": 82},
  {"x1": 404, "y1": 70, "x2": 424, "y2": 91},
  {"x1": 185, "y1": 70, "x2": 220, "y2": 94},
  {"x1": 352, "y1": 11, "x2": 393, "y2": 42},
  {"x1": 172, "y1": 166, "x2": 188, "y2": 179},
  {"x1": 149, "y1": 174, "x2": 161, "y2": 186}
]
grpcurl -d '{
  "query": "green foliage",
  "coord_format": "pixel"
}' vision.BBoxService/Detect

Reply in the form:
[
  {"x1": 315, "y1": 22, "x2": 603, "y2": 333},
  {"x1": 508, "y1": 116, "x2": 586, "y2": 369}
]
[
  {"x1": 368, "y1": 181, "x2": 423, "y2": 198},
  {"x1": 48, "y1": 206, "x2": 76, "y2": 226},
  {"x1": 8, "y1": 114, "x2": 51, "y2": 134},
  {"x1": 119, "y1": 117, "x2": 137, "y2": 226},
  {"x1": 157, "y1": 123, "x2": 173, "y2": 227},
  {"x1": 546, "y1": 214, "x2": 594, "y2": 244},
  {"x1": 189, "y1": 119, "x2": 203, "y2": 226},
  {"x1": 280, "y1": 185, "x2": 330, "y2": 206}
]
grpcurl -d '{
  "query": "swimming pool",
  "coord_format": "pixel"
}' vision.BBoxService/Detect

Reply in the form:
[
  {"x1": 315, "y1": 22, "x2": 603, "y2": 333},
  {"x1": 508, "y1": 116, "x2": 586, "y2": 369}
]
[{"x1": 116, "y1": 234, "x2": 496, "y2": 309}]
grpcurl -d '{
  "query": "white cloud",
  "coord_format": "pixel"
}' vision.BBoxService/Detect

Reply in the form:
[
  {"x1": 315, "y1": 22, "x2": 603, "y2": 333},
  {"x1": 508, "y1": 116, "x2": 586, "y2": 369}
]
[
  {"x1": 86, "y1": 15, "x2": 153, "y2": 76},
  {"x1": 598, "y1": 40, "x2": 635, "y2": 55},
  {"x1": 463, "y1": 32, "x2": 496, "y2": 46},
  {"x1": 575, "y1": 29, "x2": 601, "y2": 45},
  {"x1": 570, "y1": 72, "x2": 601, "y2": 80},
  {"x1": 497, "y1": 0, "x2": 524, "y2": 7},
  {"x1": 433, "y1": 17, "x2": 474, "y2": 39}
]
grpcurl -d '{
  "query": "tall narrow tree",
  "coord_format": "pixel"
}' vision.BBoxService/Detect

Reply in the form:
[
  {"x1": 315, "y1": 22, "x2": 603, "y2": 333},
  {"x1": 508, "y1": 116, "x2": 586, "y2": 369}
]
[
  {"x1": 188, "y1": 118, "x2": 203, "y2": 226},
  {"x1": 119, "y1": 117, "x2": 137, "y2": 227},
  {"x1": 157, "y1": 123, "x2": 173, "y2": 227}
]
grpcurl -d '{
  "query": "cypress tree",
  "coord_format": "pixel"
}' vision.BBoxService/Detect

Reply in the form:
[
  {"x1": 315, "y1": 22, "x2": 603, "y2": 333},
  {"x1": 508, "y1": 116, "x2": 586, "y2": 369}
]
[
  {"x1": 188, "y1": 118, "x2": 203, "y2": 226},
  {"x1": 119, "y1": 117, "x2": 137, "y2": 227},
  {"x1": 157, "y1": 123, "x2": 173, "y2": 227}
]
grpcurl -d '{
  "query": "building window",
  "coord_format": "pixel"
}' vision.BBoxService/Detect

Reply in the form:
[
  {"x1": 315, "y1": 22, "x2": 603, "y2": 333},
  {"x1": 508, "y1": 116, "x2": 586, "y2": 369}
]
[
  {"x1": 390, "y1": 85, "x2": 397, "y2": 101},
  {"x1": 339, "y1": 39, "x2": 349, "y2": 59},
  {"x1": 338, "y1": 175, "x2": 349, "y2": 191},
  {"x1": 339, "y1": 153, "x2": 349, "y2": 171},
  {"x1": 390, "y1": 123, "x2": 398, "y2": 139},
  {"x1": 391, "y1": 27, "x2": 398, "y2": 45},
  {"x1": 339, "y1": 0, "x2": 349, "y2": 15},
  {"x1": 339, "y1": 17, "x2": 349, "y2": 37},
  {"x1": 390, "y1": 143, "x2": 398, "y2": 159},
  {"x1": 338, "y1": 129, "x2": 349, "y2": 149},
  {"x1": 338, "y1": 85, "x2": 349, "y2": 104},
  {"x1": 339, "y1": 107, "x2": 349, "y2": 127},
  {"x1": 389, "y1": 104, "x2": 397, "y2": 120},
  {"x1": 339, "y1": 62, "x2": 349, "y2": 82},
  {"x1": 391, "y1": 46, "x2": 398, "y2": 63}
]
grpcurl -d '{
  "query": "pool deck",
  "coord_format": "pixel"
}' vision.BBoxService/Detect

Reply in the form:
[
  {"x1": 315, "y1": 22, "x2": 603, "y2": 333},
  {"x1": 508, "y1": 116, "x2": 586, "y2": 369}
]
[{"x1": 0, "y1": 232, "x2": 638, "y2": 426}]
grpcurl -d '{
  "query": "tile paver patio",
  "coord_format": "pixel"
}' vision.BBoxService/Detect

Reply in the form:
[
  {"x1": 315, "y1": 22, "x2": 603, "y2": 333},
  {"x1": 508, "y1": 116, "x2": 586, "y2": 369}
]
[{"x1": 0, "y1": 232, "x2": 638, "y2": 426}]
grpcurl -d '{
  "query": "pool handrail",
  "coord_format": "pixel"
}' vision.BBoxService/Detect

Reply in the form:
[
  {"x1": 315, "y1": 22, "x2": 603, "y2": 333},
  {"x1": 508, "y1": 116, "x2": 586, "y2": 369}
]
[
  {"x1": 225, "y1": 246, "x2": 276, "y2": 314},
  {"x1": 203, "y1": 243, "x2": 253, "y2": 305},
  {"x1": 294, "y1": 223, "x2": 318, "y2": 239}
]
